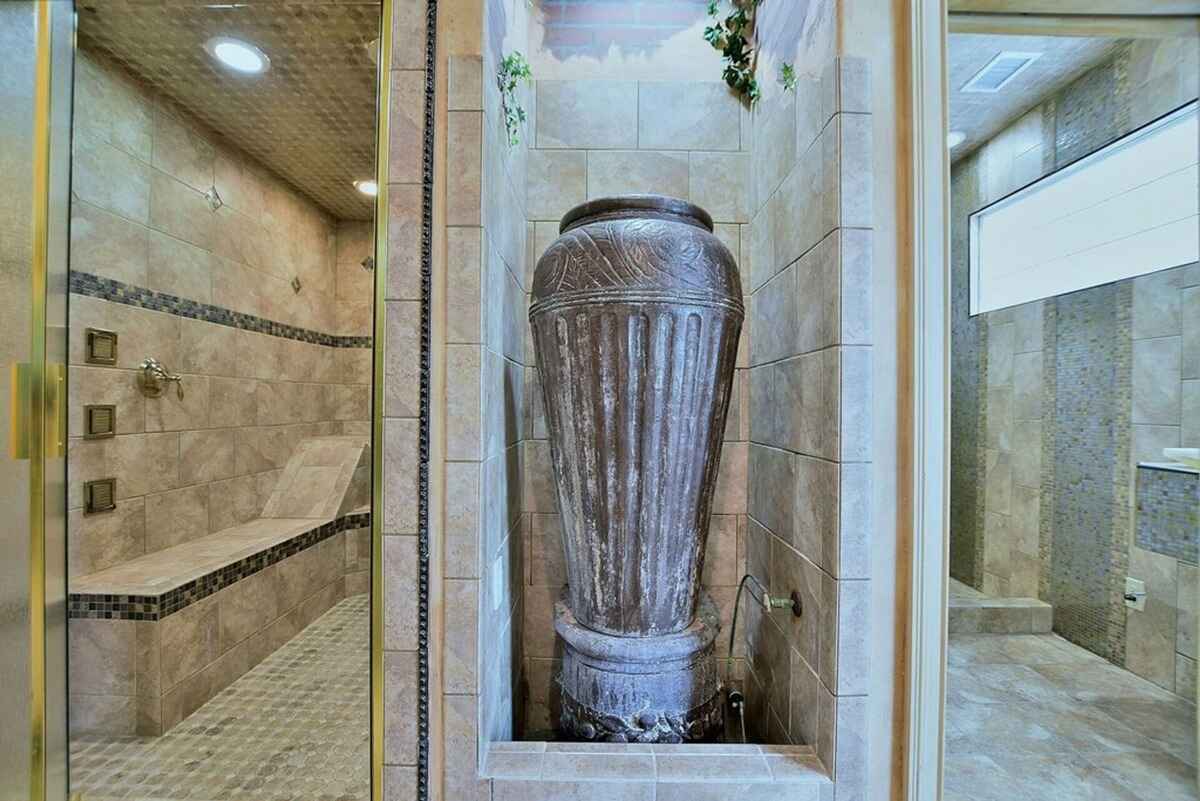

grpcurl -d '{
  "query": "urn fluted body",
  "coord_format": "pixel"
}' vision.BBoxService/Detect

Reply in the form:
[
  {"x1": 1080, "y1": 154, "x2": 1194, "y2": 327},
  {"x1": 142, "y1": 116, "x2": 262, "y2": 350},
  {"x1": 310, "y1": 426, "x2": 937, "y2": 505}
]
[{"x1": 530, "y1": 196, "x2": 743, "y2": 742}]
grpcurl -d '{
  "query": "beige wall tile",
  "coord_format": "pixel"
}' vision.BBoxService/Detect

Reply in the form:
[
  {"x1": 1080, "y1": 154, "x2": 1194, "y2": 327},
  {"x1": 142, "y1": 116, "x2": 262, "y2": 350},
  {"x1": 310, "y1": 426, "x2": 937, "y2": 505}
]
[
  {"x1": 152, "y1": 105, "x2": 215, "y2": 191},
  {"x1": 447, "y1": 226, "x2": 484, "y2": 344},
  {"x1": 146, "y1": 229, "x2": 213, "y2": 303},
  {"x1": 448, "y1": 111, "x2": 484, "y2": 225},
  {"x1": 449, "y1": 55, "x2": 484, "y2": 111},
  {"x1": 387, "y1": 183, "x2": 424, "y2": 301},
  {"x1": 1182, "y1": 380, "x2": 1200, "y2": 447},
  {"x1": 638, "y1": 82, "x2": 740, "y2": 151},
  {"x1": 447, "y1": 345, "x2": 484, "y2": 461},
  {"x1": 444, "y1": 578, "x2": 479, "y2": 694},
  {"x1": 446, "y1": 461, "x2": 482, "y2": 579},
  {"x1": 68, "y1": 618, "x2": 136, "y2": 695},
  {"x1": 527, "y1": 150, "x2": 586, "y2": 221},
  {"x1": 159, "y1": 595, "x2": 219, "y2": 690},
  {"x1": 1133, "y1": 337, "x2": 1182, "y2": 425},
  {"x1": 536, "y1": 80, "x2": 638, "y2": 149},
  {"x1": 68, "y1": 498, "x2": 146, "y2": 579},
  {"x1": 586, "y1": 150, "x2": 688, "y2": 201},
  {"x1": 1126, "y1": 546, "x2": 1179, "y2": 691},
  {"x1": 71, "y1": 200, "x2": 149, "y2": 286},
  {"x1": 73, "y1": 135, "x2": 152, "y2": 224},
  {"x1": 384, "y1": 650, "x2": 420, "y2": 765},
  {"x1": 384, "y1": 534, "x2": 420, "y2": 650},
  {"x1": 390, "y1": 71, "x2": 427, "y2": 185},
  {"x1": 689, "y1": 152, "x2": 749, "y2": 224},
  {"x1": 149, "y1": 171, "x2": 215, "y2": 252},
  {"x1": 1183, "y1": 285, "x2": 1200, "y2": 380},
  {"x1": 386, "y1": 301, "x2": 422, "y2": 418},
  {"x1": 384, "y1": 419, "x2": 420, "y2": 534},
  {"x1": 179, "y1": 428, "x2": 237, "y2": 485},
  {"x1": 145, "y1": 484, "x2": 209, "y2": 552},
  {"x1": 70, "y1": 365, "x2": 144, "y2": 435}
]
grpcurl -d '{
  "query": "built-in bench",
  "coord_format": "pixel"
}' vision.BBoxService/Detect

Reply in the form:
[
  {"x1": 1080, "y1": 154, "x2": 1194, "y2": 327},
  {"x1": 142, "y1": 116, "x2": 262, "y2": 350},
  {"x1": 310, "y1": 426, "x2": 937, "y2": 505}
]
[{"x1": 68, "y1": 436, "x2": 370, "y2": 736}]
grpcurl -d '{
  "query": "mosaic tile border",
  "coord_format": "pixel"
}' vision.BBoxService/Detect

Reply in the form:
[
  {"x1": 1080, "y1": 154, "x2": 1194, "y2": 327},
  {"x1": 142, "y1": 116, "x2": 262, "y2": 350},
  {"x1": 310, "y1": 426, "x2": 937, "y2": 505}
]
[
  {"x1": 69, "y1": 271, "x2": 373, "y2": 349},
  {"x1": 67, "y1": 512, "x2": 370, "y2": 621}
]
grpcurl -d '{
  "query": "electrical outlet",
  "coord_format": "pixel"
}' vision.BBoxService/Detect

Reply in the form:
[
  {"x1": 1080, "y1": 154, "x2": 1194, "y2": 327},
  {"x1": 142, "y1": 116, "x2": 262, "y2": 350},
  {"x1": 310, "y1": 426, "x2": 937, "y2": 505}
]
[{"x1": 1125, "y1": 577, "x2": 1147, "y2": 611}]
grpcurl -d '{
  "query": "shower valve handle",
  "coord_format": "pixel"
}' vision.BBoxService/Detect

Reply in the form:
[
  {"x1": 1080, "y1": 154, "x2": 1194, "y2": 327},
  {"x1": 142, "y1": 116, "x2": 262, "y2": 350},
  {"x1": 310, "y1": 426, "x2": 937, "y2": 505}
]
[{"x1": 139, "y1": 357, "x2": 184, "y2": 399}]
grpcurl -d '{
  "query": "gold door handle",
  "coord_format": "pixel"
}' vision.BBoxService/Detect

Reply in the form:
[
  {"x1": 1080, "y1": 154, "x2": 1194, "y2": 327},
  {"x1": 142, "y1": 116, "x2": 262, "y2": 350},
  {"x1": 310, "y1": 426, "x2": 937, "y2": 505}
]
[
  {"x1": 7, "y1": 362, "x2": 66, "y2": 460},
  {"x1": 8, "y1": 362, "x2": 33, "y2": 460},
  {"x1": 46, "y1": 362, "x2": 66, "y2": 459}
]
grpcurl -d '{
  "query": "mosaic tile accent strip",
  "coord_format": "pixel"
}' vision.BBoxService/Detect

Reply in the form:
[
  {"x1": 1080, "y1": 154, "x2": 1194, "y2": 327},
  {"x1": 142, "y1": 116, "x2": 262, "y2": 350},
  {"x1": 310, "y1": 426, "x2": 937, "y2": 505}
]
[
  {"x1": 1049, "y1": 283, "x2": 1129, "y2": 662},
  {"x1": 69, "y1": 272, "x2": 373, "y2": 349},
  {"x1": 949, "y1": 158, "x2": 985, "y2": 589},
  {"x1": 67, "y1": 512, "x2": 371, "y2": 621},
  {"x1": 1136, "y1": 465, "x2": 1200, "y2": 564},
  {"x1": 70, "y1": 594, "x2": 369, "y2": 801}
]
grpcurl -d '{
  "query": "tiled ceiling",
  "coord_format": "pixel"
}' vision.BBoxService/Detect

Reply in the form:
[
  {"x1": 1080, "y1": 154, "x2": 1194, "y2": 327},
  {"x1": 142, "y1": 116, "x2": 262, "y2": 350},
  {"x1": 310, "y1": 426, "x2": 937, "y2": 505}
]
[
  {"x1": 77, "y1": 0, "x2": 382, "y2": 221},
  {"x1": 948, "y1": 33, "x2": 1124, "y2": 162}
]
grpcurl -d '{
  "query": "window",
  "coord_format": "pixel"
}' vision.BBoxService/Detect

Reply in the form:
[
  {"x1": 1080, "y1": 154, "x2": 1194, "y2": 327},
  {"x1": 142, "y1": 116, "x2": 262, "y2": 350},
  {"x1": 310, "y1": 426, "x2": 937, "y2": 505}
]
[{"x1": 969, "y1": 101, "x2": 1199, "y2": 315}]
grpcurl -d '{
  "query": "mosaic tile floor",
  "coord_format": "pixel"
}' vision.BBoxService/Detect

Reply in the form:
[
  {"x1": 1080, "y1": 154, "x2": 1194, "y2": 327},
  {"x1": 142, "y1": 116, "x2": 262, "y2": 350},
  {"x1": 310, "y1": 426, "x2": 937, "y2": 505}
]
[
  {"x1": 945, "y1": 632, "x2": 1198, "y2": 801},
  {"x1": 70, "y1": 595, "x2": 369, "y2": 801}
]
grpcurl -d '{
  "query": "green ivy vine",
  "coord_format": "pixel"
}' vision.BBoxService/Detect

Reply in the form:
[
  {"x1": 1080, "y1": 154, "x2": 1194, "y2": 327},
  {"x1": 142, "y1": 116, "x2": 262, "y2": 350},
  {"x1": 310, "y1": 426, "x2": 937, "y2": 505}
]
[
  {"x1": 704, "y1": 0, "x2": 760, "y2": 105},
  {"x1": 497, "y1": 51, "x2": 532, "y2": 147},
  {"x1": 704, "y1": 2, "x2": 798, "y2": 104}
]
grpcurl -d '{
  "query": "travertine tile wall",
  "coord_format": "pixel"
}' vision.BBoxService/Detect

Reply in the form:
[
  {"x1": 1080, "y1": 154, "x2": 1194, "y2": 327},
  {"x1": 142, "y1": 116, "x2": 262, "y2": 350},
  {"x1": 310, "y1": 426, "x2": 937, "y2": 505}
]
[
  {"x1": 519, "y1": 74, "x2": 753, "y2": 733},
  {"x1": 741, "y1": 53, "x2": 872, "y2": 790},
  {"x1": 948, "y1": 37, "x2": 1199, "y2": 698},
  {"x1": 436, "y1": 0, "x2": 535, "y2": 795},
  {"x1": 380, "y1": 0, "x2": 429, "y2": 796},
  {"x1": 68, "y1": 48, "x2": 372, "y2": 582}
]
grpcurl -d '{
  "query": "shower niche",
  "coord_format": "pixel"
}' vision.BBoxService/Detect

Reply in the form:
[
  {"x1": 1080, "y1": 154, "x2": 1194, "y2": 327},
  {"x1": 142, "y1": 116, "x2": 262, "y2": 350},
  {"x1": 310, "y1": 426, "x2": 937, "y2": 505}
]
[{"x1": 445, "y1": 0, "x2": 876, "y2": 792}]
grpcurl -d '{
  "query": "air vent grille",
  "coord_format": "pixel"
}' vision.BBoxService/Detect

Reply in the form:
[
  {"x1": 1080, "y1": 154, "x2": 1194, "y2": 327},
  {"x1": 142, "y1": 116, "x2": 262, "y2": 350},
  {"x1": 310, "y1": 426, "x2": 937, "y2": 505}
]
[{"x1": 962, "y1": 51, "x2": 1041, "y2": 93}]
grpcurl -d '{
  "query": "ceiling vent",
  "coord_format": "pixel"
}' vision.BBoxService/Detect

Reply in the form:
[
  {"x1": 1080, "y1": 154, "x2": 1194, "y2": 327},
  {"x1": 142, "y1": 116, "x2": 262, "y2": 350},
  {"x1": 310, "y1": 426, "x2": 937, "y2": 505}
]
[{"x1": 961, "y1": 51, "x2": 1042, "y2": 93}]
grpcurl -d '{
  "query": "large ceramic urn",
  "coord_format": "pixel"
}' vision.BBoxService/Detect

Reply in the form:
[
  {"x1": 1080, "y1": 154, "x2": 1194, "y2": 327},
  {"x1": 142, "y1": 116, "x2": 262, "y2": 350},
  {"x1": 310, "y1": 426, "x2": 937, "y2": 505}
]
[{"x1": 529, "y1": 195, "x2": 743, "y2": 742}]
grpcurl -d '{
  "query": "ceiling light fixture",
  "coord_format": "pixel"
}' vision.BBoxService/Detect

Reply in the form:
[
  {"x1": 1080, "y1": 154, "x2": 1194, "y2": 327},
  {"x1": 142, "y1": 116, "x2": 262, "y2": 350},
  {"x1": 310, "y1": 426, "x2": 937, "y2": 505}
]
[
  {"x1": 947, "y1": 131, "x2": 966, "y2": 149},
  {"x1": 354, "y1": 179, "x2": 378, "y2": 197},
  {"x1": 204, "y1": 36, "x2": 270, "y2": 74}
]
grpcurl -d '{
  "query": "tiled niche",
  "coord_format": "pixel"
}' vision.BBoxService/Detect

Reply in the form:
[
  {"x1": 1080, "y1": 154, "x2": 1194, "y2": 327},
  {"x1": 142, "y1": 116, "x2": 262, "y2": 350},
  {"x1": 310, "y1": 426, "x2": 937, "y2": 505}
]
[{"x1": 433, "y1": 1, "x2": 875, "y2": 797}]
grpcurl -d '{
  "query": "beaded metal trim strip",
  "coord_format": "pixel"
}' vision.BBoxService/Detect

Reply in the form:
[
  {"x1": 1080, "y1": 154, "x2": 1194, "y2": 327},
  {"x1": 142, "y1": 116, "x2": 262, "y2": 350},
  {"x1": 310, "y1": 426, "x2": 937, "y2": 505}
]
[
  {"x1": 417, "y1": 0, "x2": 437, "y2": 798},
  {"x1": 70, "y1": 271, "x2": 373, "y2": 349},
  {"x1": 67, "y1": 512, "x2": 371, "y2": 621}
]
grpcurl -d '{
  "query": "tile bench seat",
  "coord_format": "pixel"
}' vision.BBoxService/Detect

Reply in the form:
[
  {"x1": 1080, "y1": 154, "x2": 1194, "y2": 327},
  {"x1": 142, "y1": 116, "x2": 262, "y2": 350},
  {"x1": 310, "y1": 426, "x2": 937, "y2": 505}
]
[{"x1": 68, "y1": 436, "x2": 371, "y2": 736}]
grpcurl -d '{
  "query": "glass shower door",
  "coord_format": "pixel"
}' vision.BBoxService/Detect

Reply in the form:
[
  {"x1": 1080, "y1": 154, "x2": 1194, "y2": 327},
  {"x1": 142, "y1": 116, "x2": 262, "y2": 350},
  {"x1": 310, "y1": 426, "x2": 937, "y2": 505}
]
[{"x1": 1, "y1": 2, "x2": 73, "y2": 800}]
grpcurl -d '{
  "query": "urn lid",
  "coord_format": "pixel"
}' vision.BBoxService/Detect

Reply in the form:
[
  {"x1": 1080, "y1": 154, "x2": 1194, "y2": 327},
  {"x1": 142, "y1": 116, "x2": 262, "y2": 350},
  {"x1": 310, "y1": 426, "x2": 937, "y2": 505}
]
[{"x1": 559, "y1": 194, "x2": 714, "y2": 234}]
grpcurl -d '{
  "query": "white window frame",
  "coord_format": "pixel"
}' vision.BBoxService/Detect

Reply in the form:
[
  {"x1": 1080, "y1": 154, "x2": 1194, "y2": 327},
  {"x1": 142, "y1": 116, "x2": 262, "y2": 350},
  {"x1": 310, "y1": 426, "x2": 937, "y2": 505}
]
[{"x1": 968, "y1": 100, "x2": 1199, "y2": 316}]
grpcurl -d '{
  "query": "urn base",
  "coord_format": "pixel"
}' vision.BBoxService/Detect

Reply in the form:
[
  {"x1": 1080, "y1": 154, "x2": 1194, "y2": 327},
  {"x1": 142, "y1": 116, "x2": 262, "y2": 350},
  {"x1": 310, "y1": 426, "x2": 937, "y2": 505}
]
[{"x1": 554, "y1": 591, "x2": 724, "y2": 743}]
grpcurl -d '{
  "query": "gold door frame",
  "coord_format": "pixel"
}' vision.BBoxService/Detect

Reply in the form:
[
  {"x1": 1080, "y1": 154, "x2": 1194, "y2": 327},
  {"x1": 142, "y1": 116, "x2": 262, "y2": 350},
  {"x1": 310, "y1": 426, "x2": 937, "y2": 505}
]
[
  {"x1": 15, "y1": 0, "x2": 397, "y2": 796},
  {"x1": 14, "y1": 2, "x2": 72, "y2": 800},
  {"x1": 370, "y1": 1, "x2": 394, "y2": 799}
]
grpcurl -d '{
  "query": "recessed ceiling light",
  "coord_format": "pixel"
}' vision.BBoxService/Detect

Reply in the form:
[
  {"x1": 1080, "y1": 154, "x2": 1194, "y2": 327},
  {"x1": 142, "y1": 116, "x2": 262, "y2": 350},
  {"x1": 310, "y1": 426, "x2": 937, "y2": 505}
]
[
  {"x1": 204, "y1": 36, "x2": 270, "y2": 74},
  {"x1": 947, "y1": 131, "x2": 966, "y2": 149},
  {"x1": 354, "y1": 179, "x2": 378, "y2": 197}
]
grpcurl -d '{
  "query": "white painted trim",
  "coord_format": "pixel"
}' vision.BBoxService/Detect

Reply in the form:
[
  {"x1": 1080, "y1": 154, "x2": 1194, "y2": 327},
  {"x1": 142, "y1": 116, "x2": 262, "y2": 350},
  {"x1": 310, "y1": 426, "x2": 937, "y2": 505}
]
[{"x1": 906, "y1": 1, "x2": 950, "y2": 800}]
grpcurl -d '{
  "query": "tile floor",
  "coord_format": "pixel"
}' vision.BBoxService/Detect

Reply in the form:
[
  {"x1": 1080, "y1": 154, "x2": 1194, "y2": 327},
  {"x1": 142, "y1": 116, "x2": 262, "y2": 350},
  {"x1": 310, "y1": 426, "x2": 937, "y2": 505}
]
[
  {"x1": 945, "y1": 631, "x2": 1198, "y2": 801},
  {"x1": 70, "y1": 594, "x2": 369, "y2": 801}
]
